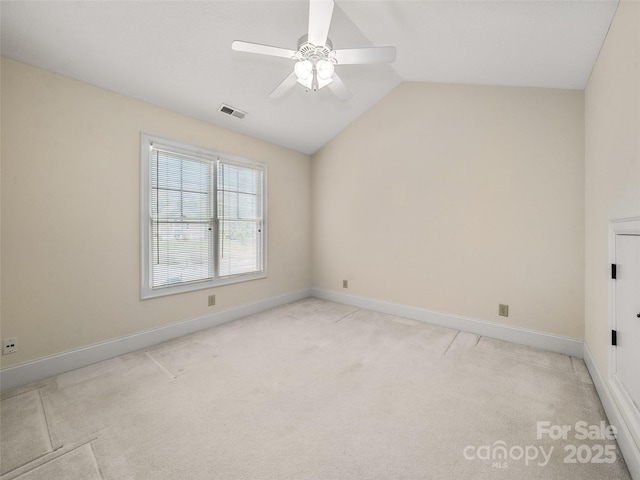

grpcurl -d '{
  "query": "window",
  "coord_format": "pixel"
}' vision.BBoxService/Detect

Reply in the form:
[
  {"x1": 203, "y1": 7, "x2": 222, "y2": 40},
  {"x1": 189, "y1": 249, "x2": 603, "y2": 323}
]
[{"x1": 141, "y1": 133, "x2": 266, "y2": 298}]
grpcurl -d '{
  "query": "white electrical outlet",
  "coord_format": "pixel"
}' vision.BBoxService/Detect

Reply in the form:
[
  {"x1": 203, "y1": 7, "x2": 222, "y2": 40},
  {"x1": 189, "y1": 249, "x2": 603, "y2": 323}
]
[{"x1": 3, "y1": 337, "x2": 18, "y2": 355}]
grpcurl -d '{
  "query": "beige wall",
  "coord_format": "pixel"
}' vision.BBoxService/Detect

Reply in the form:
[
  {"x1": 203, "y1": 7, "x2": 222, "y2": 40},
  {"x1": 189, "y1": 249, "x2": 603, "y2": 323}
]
[
  {"x1": 312, "y1": 82, "x2": 585, "y2": 339},
  {"x1": 584, "y1": 0, "x2": 640, "y2": 373},
  {"x1": 0, "y1": 58, "x2": 311, "y2": 367}
]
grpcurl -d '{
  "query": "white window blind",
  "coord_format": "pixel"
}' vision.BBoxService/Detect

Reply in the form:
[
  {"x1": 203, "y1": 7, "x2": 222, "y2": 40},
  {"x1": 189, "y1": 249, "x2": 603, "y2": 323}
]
[
  {"x1": 218, "y1": 162, "x2": 263, "y2": 277},
  {"x1": 151, "y1": 149, "x2": 214, "y2": 288},
  {"x1": 141, "y1": 134, "x2": 266, "y2": 298}
]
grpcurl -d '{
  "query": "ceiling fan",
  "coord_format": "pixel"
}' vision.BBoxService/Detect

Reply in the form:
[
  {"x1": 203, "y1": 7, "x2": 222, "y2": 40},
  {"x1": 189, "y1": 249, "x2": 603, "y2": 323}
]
[{"x1": 232, "y1": 0, "x2": 396, "y2": 102}]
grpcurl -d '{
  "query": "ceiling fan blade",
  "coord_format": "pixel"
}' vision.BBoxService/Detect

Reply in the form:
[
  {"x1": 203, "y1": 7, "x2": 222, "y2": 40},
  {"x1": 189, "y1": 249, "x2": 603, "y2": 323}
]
[
  {"x1": 270, "y1": 72, "x2": 299, "y2": 98},
  {"x1": 308, "y1": 0, "x2": 334, "y2": 47},
  {"x1": 327, "y1": 73, "x2": 353, "y2": 102},
  {"x1": 333, "y1": 46, "x2": 397, "y2": 65},
  {"x1": 232, "y1": 41, "x2": 297, "y2": 60}
]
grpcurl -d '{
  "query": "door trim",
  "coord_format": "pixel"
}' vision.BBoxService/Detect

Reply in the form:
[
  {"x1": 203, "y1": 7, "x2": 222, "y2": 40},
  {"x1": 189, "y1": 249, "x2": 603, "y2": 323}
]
[
  {"x1": 608, "y1": 215, "x2": 640, "y2": 452},
  {"x1": 585, "y1": 343, "x2": 640, "y2": 479}
]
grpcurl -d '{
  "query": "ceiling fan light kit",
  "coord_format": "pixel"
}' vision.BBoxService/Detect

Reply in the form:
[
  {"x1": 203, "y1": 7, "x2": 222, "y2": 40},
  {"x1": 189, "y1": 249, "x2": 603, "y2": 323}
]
[
  {"x1": 317, "y1": 60, "x2": 334, "y2": 80},
  {"x1": 232, "y1": 0, "x2": 396, "y2": 101},
  {"x1": 294, "y1": 59, "x2": 313, "y2": 81}
]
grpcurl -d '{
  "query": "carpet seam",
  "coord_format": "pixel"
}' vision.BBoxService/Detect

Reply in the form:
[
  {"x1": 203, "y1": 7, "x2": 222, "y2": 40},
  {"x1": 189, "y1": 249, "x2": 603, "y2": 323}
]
[
  {"x1": 89, "y1": 442, "x2": 105, "y2": 479},
  {"x1": 36, "y1": 388, "x2": 54, "y2": 453},
  {"x1": 0, "y1": 437, "x2": 98, "y2": 480},
  {"x1": 333, "y1": 308, "x2": 361, "y2": 324},
  {"x1": 144, "y1": 351, "x2": 177, "y2": 380},
  {"x1": 570, "y1": 356, "x2": 594, "y2": 384},
  {"x1": 0, "y1": 385, "x2": 44, "y2": 402},
  {"x1": 475, "y1": 346, "x2": 574, "y2": 375},
  {"x1": 443, "y1": 331, "x2": 460, "y2": 356}
]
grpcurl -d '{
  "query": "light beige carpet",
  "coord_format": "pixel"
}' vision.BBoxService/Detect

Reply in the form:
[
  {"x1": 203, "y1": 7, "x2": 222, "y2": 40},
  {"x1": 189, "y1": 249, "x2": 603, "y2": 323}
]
[{"x1": 0, "y1": 298, "x2": 632, "y2": 479}]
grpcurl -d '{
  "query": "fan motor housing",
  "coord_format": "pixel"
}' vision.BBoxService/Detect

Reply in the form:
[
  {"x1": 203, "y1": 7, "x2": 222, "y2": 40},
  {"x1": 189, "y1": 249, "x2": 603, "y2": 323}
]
[{"x1": 297, "y1": 35, "x2": 333, "y2": 60}]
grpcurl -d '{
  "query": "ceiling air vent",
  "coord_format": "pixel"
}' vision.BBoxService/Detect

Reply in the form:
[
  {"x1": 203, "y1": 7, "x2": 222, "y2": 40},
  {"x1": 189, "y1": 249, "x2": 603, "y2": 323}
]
[{"x1": 219, "y1": 104, "x2": 246, "y2": 119}]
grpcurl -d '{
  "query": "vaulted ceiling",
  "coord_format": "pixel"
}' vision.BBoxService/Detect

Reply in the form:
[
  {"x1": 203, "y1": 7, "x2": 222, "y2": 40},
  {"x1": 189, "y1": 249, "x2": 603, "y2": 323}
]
[{"x1": 1, "y1": 0, "x2": 619, "y2": 154}]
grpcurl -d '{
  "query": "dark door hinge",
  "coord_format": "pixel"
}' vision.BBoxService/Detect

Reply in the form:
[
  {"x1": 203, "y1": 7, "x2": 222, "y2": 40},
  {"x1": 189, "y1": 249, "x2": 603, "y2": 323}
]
[
  {"x1": 611, "y1": 264, "x2": 617, "y2": 279},
  {"x1": 612, "y1": 330, "x2": 617, "y2": 346}
]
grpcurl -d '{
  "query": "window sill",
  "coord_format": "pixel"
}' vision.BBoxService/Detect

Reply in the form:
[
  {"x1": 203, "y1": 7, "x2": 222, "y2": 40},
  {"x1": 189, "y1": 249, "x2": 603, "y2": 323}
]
[{"x1": 141, "y1": 271, "x2": 267, "y2": 300}]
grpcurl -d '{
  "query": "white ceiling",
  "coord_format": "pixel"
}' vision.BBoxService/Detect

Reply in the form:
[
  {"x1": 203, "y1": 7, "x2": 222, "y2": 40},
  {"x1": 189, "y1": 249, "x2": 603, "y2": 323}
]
[{"x1": 1, "y1": 0, "x2": 619, "y2": 155}]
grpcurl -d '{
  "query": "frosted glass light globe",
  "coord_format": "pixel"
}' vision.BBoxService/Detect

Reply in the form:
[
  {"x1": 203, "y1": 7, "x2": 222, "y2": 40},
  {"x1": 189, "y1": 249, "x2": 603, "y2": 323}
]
[
  {"x1": 316, "y1": 59, "x2": 335, "y2": 80},
  {"x1": 294, "y1": 60, "x2": 313, "y2": 80}
]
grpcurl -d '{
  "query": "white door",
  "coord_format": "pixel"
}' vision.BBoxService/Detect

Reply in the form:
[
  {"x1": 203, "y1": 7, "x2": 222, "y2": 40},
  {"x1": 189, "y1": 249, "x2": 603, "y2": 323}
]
[{"x1": 613, "y1": 233, "x2": 640, "y2": 432}]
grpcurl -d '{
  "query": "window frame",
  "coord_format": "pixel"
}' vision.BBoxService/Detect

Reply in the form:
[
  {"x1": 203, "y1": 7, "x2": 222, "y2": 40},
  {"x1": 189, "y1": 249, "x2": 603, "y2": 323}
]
[{"x1": 140, "y1": 133, "x2": 267, "y2": 299}]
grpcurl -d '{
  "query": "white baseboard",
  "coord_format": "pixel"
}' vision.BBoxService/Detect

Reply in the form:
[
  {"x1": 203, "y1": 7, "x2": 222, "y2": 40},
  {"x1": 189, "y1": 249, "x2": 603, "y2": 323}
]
[
  {"x1": 0, "y1": 288, "x2": 311, "y2": 392},
  {"x1": 311, "y1": 288, "x2": 584, "y2": 358},
  {"x1": 583, "y1": 343, "x2": 640, "y2": 480}
]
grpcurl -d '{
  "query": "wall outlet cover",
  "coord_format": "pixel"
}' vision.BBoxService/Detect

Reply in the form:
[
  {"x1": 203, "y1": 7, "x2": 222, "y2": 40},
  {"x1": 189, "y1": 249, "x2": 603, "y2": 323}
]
[{"x1": 3, "y1": 337, "x2": 18, "y2": 355}]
